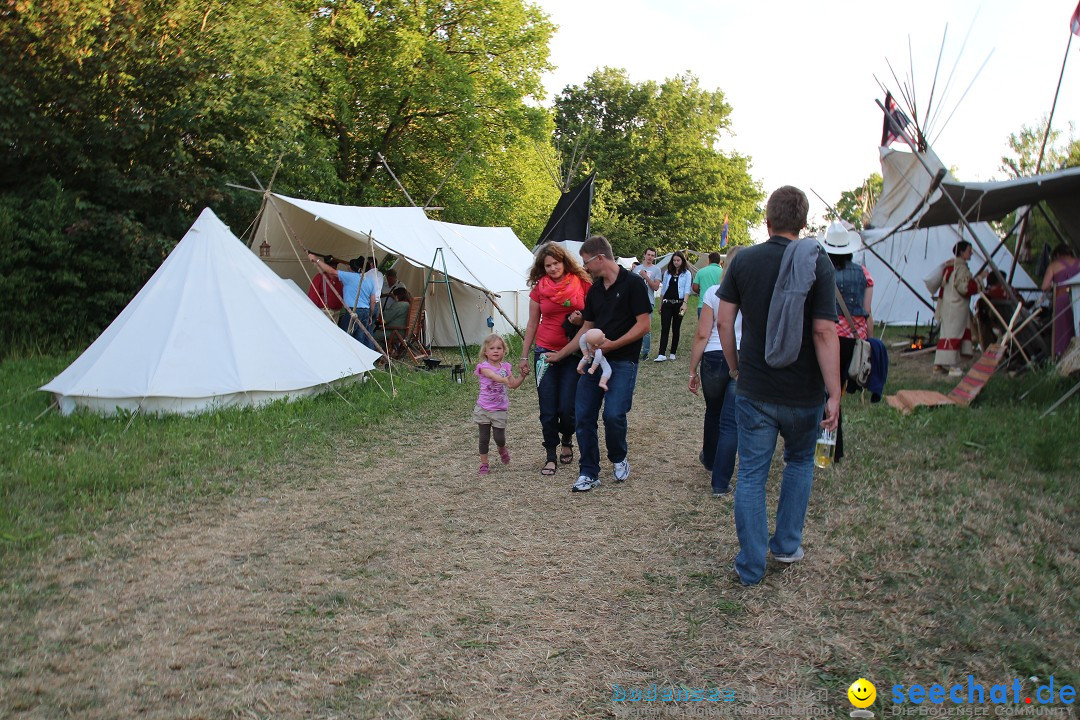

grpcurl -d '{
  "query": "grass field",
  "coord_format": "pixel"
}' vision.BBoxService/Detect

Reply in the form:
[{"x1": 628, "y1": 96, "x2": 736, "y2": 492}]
[{"x1": 1, "y1": 321, "x2": 1077, "y2": 719}]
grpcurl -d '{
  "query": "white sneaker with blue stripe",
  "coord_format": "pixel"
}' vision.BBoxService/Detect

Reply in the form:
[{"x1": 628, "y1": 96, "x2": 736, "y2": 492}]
[{"x1": 572, "y1": 475, "x2": 600, "y2": 492}]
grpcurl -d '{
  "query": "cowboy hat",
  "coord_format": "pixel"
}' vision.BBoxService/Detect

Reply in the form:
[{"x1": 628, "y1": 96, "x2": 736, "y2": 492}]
[{"x1": 819, "y1": 222, "x2": 862, "y2": 254}]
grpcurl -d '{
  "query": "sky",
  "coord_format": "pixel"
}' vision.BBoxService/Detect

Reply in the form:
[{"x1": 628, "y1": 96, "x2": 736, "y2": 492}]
[{"x1": 531, "y1": 0, "x2": 1080, "y2": 237}]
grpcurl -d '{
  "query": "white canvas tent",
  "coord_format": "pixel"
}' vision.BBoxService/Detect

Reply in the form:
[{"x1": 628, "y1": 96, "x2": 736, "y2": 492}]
[
  {"x1": 857, "y1": 146, "x2": 1038, "y2": 325},
  {"x1": 41, "y1": 208, "x2": 381, "y2": 415},
  {"x1": 254, "y1": 194, "x2": 535, "y2": 346}
]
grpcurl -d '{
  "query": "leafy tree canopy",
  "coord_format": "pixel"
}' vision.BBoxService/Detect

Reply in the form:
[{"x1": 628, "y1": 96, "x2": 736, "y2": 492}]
[
  {"x1": 0, "y1": 0, "x2": 559, "y2": 348},
  {"x1": 996, "y1": 117, "x2": 1080, "y2": 260},
  {"x1": 553, "y1": 68, "x2": 762, "y2": 257},
  {"x1": 827, "y1": 173, "x2": 883, "y2": 230}
]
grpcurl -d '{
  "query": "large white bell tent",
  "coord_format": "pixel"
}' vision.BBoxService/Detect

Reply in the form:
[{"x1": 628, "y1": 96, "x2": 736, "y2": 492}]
[
  {"x1": 252, "y1": 193, "x2": 536, "y2": 346},
  {"x1": 41, "y1": 208, "x2": 381, "y2": 415}
]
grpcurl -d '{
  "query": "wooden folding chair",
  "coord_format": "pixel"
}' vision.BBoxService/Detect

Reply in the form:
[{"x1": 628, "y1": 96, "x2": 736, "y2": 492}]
[{"x1": 388, "y1": 297, "x2": 430, "y2": 364}]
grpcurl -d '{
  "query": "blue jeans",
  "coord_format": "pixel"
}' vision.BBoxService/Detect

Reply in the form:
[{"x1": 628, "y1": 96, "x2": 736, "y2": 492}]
[
  {"x1": 640, "y1": 304, "x2": 655, "y2": 358},
  {"x1": 575, "y1": 360, "x2": 638, "y2": 480},
  {"x1": 339, "y1": 308, "x2": 375, "y2": 349},
  {"x1": 733, "y1": 396, "x2": 823, "y2": 585},
  {"x1": 700, "y1": 351, "x2": 738, "y2": 493},
  {"x1": 534, "y1": 347, "x2": 578, "y2": 462}
]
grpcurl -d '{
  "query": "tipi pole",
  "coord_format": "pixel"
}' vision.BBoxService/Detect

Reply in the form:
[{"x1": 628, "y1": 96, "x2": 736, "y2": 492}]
[
  {"x1": 877, "y1": 99, "x2": 1018, "y2": 307},
  {"x1": 1012, "y1": 28, "x2": 1074, "y2": 283},
  {"x1": 809, "y1": 188, "x2": 936, "y2": 316}
]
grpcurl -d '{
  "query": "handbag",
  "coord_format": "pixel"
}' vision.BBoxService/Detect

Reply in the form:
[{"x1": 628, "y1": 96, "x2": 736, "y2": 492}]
[{"x1": 834, "y1": 288, "x2": 871, "y2": 388}]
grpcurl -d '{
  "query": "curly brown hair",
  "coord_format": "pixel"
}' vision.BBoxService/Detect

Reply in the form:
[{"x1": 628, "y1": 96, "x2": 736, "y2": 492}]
[{"x1": 527, "y1": 243, "x2": 591, "y2": 286}]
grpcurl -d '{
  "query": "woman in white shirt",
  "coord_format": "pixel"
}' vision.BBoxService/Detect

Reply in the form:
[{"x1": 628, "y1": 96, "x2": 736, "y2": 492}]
[
  {"x1": 688, "y1": 246, "x2": 742, "y2": 496},
  {"x1": 654, "y1": 251, "x2": 693, "y2": 361}
]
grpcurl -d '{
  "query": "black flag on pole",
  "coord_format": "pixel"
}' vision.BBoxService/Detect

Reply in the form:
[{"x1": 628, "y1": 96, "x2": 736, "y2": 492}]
[{"x1": 537, "y1": 172, "x2": 595, "y2": 247}]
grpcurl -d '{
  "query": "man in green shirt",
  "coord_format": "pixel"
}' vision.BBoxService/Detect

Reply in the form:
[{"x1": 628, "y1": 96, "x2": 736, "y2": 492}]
[{"x1": 692, "y1": 252, "x2": 724, "y2": 317}]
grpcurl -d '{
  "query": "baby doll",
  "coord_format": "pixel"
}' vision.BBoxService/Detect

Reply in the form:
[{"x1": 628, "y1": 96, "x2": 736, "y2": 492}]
[{"x1": 577, "y1": 327, "x2": 612, "y2": 390}]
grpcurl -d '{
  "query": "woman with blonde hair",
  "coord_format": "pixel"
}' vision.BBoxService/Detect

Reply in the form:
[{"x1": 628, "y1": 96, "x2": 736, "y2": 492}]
[{"x1": 519, "y1": 244, "x2": 592, "y2": 476}]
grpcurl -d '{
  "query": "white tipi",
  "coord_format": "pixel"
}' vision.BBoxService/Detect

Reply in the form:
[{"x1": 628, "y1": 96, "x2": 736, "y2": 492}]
[
  {"x1": 42, "y1": 208, "x2": 381, "y2": 415},
  {"x1": 857, "y1": 145, "x2": 1037, "y2": 326}
]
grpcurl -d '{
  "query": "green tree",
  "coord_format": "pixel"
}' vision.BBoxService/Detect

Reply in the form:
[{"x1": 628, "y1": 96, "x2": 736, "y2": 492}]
[
  {"x1": 827, "y1": 173, "x2": 883, "y2": 230},
  {"x1": 0, "y1": 0, "x2": 320, "y2": 237},
  {"x1": 996, "y1": 118, "x2": 1079, "y2": 261},
  {"x1": 304, "y1": 1, "x2": 556, "y2": 220},
  {"x1": 553, "y1": 68, "x2": 763, "y2": 256},
  {"x1": 999, "y1": 117, "x2": 1078, "y2": 178},
  {"x1": 1, "y1": 0, "x2": 559, "y2": 348}
]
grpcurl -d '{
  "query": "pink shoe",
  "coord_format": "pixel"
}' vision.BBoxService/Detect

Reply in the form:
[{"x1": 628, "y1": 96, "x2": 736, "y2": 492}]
[
  {"x1": 478, "y1": 463, "x2": 490, "y2": 476},
  {"x1": 498, "y1": 446, "x2": 511, "y2": 465}
]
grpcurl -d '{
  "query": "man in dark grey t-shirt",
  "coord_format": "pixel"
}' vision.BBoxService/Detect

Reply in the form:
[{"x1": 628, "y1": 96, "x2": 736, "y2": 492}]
[{"x1": 716, "y1": 185, "x2": 841, "y2": 586}]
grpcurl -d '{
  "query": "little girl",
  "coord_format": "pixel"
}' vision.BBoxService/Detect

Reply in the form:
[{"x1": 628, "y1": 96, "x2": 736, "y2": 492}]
[{"x1": 474, "y1": 334, "x2": 528, "y2": 476}]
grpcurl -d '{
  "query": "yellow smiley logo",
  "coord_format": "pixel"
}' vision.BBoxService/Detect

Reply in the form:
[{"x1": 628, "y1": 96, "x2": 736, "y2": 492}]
[{"x1": 848, "y1": 678, "x2": 876, "y2": 708}]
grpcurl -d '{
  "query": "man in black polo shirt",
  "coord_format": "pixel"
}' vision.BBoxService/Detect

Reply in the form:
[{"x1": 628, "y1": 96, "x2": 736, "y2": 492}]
[
  {"x1": 546, "y1": 235, "x2": 652, "y2": 492},
  {"x1": 716, "y1": 186, "x2": 841, "y2": 585}
]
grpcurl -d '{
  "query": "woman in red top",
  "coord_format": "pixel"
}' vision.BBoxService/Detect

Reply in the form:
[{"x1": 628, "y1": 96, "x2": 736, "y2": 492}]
[{"x1": 519, "y1": 244, "x2": 591, "y2": 477}]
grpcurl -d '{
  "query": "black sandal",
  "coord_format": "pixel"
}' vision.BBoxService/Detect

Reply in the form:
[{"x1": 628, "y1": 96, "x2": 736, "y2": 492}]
[
  {"x1": 541, "y1": 461, "x2": 557, "y2": 476},
  {"x1": 559, "y1": 445, "x2": 574, "y2": 464}
]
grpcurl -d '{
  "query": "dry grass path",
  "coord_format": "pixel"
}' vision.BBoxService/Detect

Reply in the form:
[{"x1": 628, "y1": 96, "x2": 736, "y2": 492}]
[{"x1": 2, "y1": 340, "x2": 1076, "y2": 719}]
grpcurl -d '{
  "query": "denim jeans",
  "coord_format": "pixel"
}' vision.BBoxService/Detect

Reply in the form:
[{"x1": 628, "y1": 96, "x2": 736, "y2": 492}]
[
  {"x1": 640, "y1": 303, "x2": 656, "y2": 358},
  {"x1": 700, "y1": 351, "x2": 738, "y2": 493},
  {"x1": 733, "y1": 395, "x2": 823, "y2": 585},
  {"x1": 339, "y1": 308, "x2": 374, "y2": 349},
  {"x1": 575, "y1": 359, "x2": 638, "y2": 480},
  {"x1": 534, "y1": 347, "x2": 578, "y2": 462}
]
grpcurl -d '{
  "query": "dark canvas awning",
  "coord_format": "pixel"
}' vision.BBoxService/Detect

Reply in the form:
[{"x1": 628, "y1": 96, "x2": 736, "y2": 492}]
[{"x1": 916, "y1": 165, "x2": 1080, "y2": 241}]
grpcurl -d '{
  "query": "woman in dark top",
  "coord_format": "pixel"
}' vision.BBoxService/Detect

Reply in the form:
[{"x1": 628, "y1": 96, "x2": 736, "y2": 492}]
[{"x1": 654, "y1": 251, "x2": 692, "y2": 362}]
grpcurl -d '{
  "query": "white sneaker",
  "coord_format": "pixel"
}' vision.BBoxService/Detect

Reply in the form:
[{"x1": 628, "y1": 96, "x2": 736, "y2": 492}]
[
  {"x1": 613, "y1": 458, "x2": 630, "y2": 482},
  {"x1": 571, "y1": 475, "x2": 600, "y2": 492},
  {"x1": 653, "y1": 355, "x2": 667, "y2": 362},
  {"x1": 668, "y1": 353, "x2": 676, "y2": 361},
  {"x1": 771, "y1": 546, "x2": 805, "y2": 563}
]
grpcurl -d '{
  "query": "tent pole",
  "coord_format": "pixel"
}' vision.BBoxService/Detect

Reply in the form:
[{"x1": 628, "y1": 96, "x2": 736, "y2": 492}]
[
  {"x1": 1040, "y1": 380, "x2": 1080, "y2": 420},
  {"x1": 878, "y1": 99, "x2": 1018, "y2": 307},
  {"x1": 365, "y1": 228, "x2": 397, "y2": 395},
  {"x1": 811, "y1": 188, "x2": 937, "y2": 317},
  {"x1": 860, "y1": 237, "x2": 937, "y2": 316},
  {"x1": 1035, "y1": 203, "x2": 1072, "y2": 249},
  {"x1": 433, "y1": 248, "x2": 470, "y2": 371},
  {"x1": 420, "y1": 249, "x2": 469, "y2": 371},
  {"x1": 1017, "y1": 25, "x2": 1077, "y2": 278},
  {"x1": 377, "y1": 153, "x2": 419, "y2": 208},
  {"x1": 487, "y1": 292, "x2": 524, "y2": 338}
]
